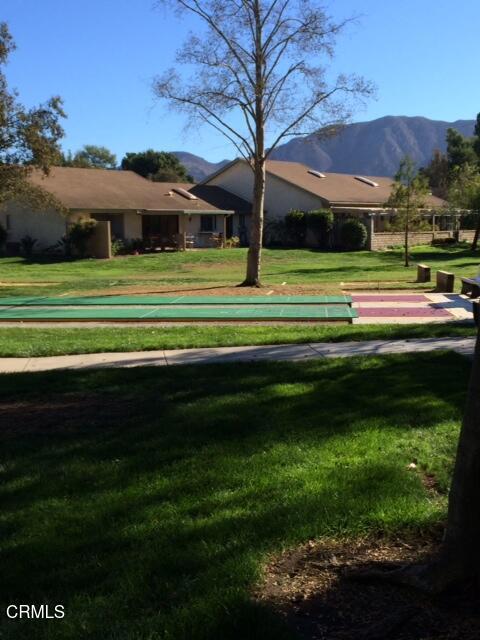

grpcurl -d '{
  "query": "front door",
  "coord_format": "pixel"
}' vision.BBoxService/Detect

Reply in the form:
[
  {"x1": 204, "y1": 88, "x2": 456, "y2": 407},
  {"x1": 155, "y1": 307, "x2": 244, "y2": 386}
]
[{"x1": 142, "y1": 215, "x2": 179, "y2": 247}]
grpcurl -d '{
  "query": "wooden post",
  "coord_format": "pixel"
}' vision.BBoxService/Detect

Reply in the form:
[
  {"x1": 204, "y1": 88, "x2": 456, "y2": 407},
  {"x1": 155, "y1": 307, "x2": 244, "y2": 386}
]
[
  {"x1": 222, "y1": 215, "x2": 227, "y2": 248},
  {"x1": 436, "y1": 270, "x2": 455, "y2": 293},
  {"x1": 417, "y1": 264, "x2": 431, "y2": 282}
]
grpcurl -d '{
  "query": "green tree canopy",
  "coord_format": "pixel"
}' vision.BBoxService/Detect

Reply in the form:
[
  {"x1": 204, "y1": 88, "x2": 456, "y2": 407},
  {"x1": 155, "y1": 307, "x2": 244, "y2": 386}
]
[
  {"x1": 0, "y1": 22, "x2": 66, "y2": 210},
  {"x1": 446, "y1": 128, "x2": 477, "y2": 169},
  {"x1": 448, "y1": 164, "x2": 480, "y2": 211},
  {"x1": 120, "y1": 150, "x2": 193, "y2": 182},
  {"x1": 419, "y1": 148, "x2": 449, "y2": 199},
  {"x1": 61, "y1": 145, "x2": 117, "y2": 169}
]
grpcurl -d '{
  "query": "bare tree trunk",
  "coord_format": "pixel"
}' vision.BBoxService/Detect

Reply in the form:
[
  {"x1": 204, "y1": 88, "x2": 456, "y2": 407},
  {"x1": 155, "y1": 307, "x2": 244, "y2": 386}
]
[
  {"x1": 240, "y1": 0, "x2": 265, "y2": 288},
  {"x1": 349, "y1": 327, "x2": 480, "y2": 593},
  {"x1": 441, "y1": 327, "x2": 480, "y2": 583},
  {"x1": 404, "y1": 215, "x2": 409, "y2": 267},
  {"x1": 471, "y1": 212, "x2": 480, "y2": 251},
  {"x1": 242, "y1": 160, "x2": 266, "y2": 286}
]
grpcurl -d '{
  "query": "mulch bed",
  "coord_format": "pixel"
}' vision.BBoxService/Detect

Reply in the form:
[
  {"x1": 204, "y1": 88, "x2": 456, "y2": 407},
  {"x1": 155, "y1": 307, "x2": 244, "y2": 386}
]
[{"x1": 255, "y1": 534, "x2": 480, "y2": 640}]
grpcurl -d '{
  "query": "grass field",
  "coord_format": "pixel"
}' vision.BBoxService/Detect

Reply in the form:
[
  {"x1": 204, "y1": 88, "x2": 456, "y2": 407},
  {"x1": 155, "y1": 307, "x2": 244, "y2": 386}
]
[
  {"x1": 0, "y1": 322, "x2": 475, "y2": 357},
  {"x1": 0, "y1": 352, "x2": 468, "y2": 640},
  {"x1": 0, "y1": 244, "x2": 478, "y2": 296}
]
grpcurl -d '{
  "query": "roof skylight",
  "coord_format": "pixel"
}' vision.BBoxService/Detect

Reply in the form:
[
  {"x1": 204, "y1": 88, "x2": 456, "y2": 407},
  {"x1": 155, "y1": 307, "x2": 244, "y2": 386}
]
[
  {"x1": 354, "y1": 176, "x2": 379, "y2": 187},
  {"x1": 172, "y1": 187, "x2": 198, "y2": 200},
  {"x1": 307, "y1": 169, "x2": 326, "y2": 179}
]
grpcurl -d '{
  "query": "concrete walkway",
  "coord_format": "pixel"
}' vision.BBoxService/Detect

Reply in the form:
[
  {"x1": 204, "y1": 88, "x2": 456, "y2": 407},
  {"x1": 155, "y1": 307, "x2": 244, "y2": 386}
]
[{"x1": 0, "y1": 337, "x2": 475, "y2": 373}]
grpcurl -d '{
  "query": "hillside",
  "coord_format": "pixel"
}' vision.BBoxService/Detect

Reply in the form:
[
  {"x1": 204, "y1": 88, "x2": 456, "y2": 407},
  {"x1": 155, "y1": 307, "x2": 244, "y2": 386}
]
[
  {"x1": 172, "y1": 151, "x2": 230, "y2": 181},
  {"x1": 174, "y1": 116, "x2": 475, "y2": 180}
]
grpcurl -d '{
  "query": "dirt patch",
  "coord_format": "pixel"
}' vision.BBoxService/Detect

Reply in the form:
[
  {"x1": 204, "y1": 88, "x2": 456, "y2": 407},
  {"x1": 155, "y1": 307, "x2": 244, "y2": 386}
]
[
  {"x1": 72, "y1": 284, "x2": 341, "y2": 297},
  {"x1": 0, "y1": 393, "x2": 135, "y2": 437},
  {"x1": 256, "y1": 535, "x2": 480, "y2": 640}
]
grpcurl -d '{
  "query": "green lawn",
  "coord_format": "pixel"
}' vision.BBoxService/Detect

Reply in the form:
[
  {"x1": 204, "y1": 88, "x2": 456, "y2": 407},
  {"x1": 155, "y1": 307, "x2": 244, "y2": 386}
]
[
  {"x1": 0, "y1": 353, "x2": 468, "y2": 639},
  {"x1": 0, "y1": 244, "x2": 478, "y2": 296},
  {"x1": 0, "y1": 322, "x2": 475, "y2": 357}
]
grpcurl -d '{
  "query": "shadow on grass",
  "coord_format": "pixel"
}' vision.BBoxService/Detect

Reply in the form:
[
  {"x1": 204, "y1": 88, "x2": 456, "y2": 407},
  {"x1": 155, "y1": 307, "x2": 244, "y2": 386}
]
[{"x1": 0, "y1": 352, "x2": 470, "y2": 640}]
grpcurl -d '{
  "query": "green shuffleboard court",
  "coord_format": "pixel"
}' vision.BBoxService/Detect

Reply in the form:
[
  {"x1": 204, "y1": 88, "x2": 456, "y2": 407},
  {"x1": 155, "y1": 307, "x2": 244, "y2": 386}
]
[
  {"x1": 0, "y1": 305, "x2": 357, "y2": 322},
  {"x1": 0, "y1": 294, "x2": 352, "y2": 306}
]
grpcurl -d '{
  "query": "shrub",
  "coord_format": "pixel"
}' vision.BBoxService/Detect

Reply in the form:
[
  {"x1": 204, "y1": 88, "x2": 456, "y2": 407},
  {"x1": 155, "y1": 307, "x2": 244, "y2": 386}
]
[
  {"x1": 111, "y1": 237, "x2": 125, "y2": 256},
  {"x1": 307, "y1": 209, "x2": 333, "y2": 248},
  {"x1": 263, "y1": 219, "x2": 288, "y2": 247},
  {"x1": 66, "y1": 218, "x2": 97, "y2": 258},
  {"x1": 225, "y1": 236, "x2": 240, "y2": 248},
  {"x1": 20, "y1": 235, "x2": 37, "y2": 257},
  {"x1": 340, "y1": 219, "x2": 367, "y2": 250},
  {"x1": 285, "y1": 209, "x2": 306, "y2": 246}
]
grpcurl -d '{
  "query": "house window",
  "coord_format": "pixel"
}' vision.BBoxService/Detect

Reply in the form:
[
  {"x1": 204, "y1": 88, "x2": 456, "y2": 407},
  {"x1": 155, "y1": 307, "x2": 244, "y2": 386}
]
[
  {"x1": 200, "y1": 215, "x2": 216, "y2": 232},
  {"x1": 91, "y1": 214, "x2": 125, "y2": 239}
]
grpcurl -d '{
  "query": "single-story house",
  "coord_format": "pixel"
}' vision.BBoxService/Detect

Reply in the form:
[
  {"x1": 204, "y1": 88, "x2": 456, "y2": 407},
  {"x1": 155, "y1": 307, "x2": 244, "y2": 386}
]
[
  {"x1": 0, "y1": 167, "x2": 251, "y2": 253},
  {"x1": 203, "y1": 158, "x2": 446, "y2": 243},
  {"x1": 2, "y1": 160, "x2": 454, "y2": 255}
]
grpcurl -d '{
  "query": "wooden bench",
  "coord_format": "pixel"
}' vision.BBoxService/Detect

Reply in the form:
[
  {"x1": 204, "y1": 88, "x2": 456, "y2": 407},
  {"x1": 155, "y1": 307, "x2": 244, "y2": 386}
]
[
  {"x1": 417, "y1": 263, "x2": 431, "y2": 283},
  {"x1": 436, "y1": 270, "x2": 455, "y2": 293},
  {"x1": 461, "y1": 277, "x2": 480, "y2": 298}
]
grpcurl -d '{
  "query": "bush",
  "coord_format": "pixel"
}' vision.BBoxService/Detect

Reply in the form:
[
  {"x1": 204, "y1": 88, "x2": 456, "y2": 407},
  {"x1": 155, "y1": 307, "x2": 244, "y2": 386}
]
[
  {"x1": 111, "y1": 237, "x2": 125, "y2": 256},
  {"x1": 307, "y1": 209, "x2": 333, "y2": 248},
  {"x1": 225, "y1": 236, "x2": 240, "y2": 248},
  {"x1": 340, "y1": 219, "x2": 367, "y2": 251},
  {"x1": 263, "y1": 219, "x2": 288, "y2": 247},
  {"x1": 285, "y1": 209, "x2": 306, "y2": 246},
  {"x1": 20, "y1": 235, "x2": 37, "y2": 257},
  {"x1": 66, "y1": 218, "x2": 97, "y2": 258}
]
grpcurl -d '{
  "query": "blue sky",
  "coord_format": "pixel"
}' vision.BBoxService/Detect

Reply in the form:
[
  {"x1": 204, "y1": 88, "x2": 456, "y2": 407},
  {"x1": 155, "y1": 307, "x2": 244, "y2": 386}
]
[{"x1": 2, "y1": 0, "x2": 480, "y2": 162}]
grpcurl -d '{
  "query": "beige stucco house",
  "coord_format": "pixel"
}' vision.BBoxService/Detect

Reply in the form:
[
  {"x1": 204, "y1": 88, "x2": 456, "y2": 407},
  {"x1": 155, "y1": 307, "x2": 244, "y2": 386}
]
[
  {"x1": 203, "y1": 158, "x2": 446, "y2": 242},
  {"x1": 0, "y1": 167, "x2": 251, "y2": 253}
]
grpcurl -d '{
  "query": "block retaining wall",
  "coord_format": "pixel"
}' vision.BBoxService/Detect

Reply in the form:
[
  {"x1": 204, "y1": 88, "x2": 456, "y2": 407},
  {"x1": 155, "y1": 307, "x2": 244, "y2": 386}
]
[{"x1": 370, "y1": 229, "x2": 476, "y2": 250}]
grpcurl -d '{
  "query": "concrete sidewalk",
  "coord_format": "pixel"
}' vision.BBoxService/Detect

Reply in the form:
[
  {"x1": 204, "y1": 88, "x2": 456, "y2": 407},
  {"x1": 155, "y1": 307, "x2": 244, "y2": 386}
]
[{"x1": 0, "y1": 337, "x2": 475, "y2": 373}]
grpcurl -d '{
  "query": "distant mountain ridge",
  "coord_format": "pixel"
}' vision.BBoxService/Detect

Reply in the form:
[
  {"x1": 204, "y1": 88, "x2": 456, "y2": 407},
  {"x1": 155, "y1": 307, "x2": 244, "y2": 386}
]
[
  {"x1": 173, "y1": 115, "x2": 475, "y2": 181},
  {"x1": 172, "y1": 151, "x2": 230, "y2": 181}
]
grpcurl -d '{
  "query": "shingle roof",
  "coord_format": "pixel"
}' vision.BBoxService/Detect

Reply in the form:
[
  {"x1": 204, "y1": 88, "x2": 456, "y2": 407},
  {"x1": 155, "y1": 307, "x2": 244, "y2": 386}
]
[
  {"x1": 205, "y1": 159, "x2": 445, "y2": 208},
  {"x1": 28, "y1": 167, "x2": 247, "y2": 213}
]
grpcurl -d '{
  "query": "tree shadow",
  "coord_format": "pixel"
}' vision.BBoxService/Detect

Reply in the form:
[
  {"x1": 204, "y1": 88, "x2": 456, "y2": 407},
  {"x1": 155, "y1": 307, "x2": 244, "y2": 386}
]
[{"x1": 0, "y1": 352, "x2": 470, "y2": 639}]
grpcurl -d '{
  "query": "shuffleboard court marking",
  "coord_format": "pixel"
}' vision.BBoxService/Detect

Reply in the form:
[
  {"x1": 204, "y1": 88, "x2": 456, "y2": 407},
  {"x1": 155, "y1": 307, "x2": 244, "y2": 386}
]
[
  {"x1": 139, "y1": 307, "x2": 164, "y2": 319},
  {"x1": 358, "y1": 307, "x2": 450, "y2": 318},
  {"x1": 0, "y1": 295, "x2": 353, "y2": 306},
  {"x1": 353, "y1": 295, "x2": 427, "y2": 303},
  {"x1": 0, "y1": 305, "x2": 358, "y2": 321}
]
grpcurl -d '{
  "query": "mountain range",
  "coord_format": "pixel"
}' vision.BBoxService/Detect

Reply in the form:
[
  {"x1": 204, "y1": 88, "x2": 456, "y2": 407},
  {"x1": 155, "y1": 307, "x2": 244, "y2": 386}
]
[{"x1": 173, "y1": 115, "x2": 475, "y2": 181}]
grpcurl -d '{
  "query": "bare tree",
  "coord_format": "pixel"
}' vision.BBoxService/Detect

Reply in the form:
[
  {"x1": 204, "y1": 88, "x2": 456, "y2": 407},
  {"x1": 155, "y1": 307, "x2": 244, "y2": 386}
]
[
  {"x1": 154, "y1": 0, "x2": 373, "y2": 286},
  {"x1": 385, "y1": 157, "x2": 430, "y2": 268}
]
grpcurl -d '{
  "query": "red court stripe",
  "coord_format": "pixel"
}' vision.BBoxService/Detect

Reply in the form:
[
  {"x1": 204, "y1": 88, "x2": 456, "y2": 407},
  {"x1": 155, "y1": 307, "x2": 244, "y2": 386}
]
[
  {"x1": 352, "y1": 295, "x2": 427, "y2": 302},
  {"x1": 358, "y1": 307, "x2": 451, "y2": 317}
]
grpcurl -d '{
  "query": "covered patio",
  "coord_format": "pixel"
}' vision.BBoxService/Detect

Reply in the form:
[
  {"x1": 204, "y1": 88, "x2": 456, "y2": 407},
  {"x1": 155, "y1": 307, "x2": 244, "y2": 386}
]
[{"x1": 138, "y1": 208, "x2": 232, "y2": 250}]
